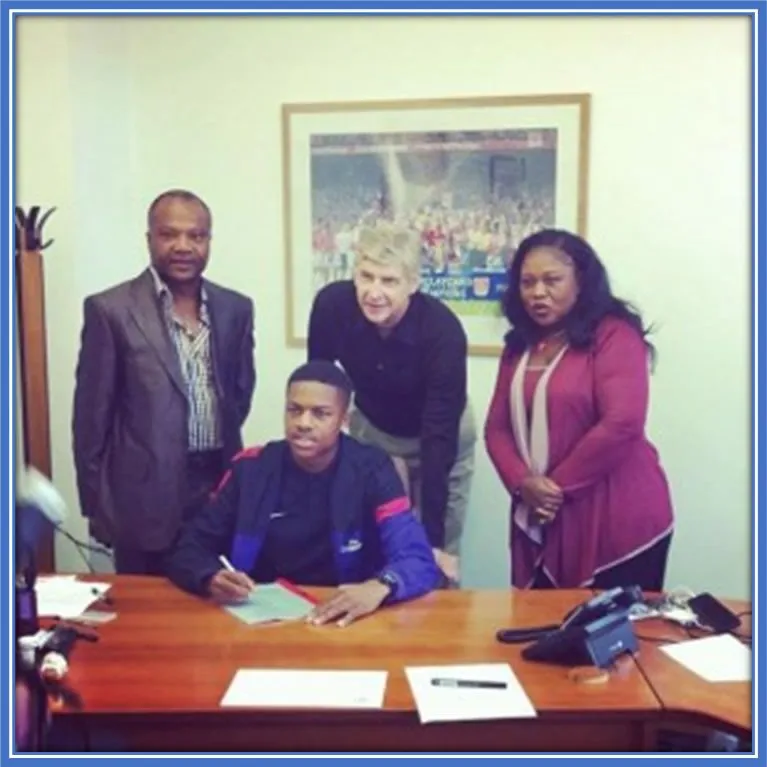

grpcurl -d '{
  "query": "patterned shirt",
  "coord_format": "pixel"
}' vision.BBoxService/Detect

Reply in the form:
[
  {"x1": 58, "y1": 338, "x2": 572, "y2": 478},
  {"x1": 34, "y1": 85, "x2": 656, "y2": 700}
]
[{"x1": 150, "y1": 267, "x2": 222, "y2": 452}]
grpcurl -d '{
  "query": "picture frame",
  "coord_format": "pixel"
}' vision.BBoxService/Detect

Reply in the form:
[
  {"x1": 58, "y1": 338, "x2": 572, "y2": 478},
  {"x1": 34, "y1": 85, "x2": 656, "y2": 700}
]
[{"x1": 282, "y1": 93, "x2": 591, "y2": 356}]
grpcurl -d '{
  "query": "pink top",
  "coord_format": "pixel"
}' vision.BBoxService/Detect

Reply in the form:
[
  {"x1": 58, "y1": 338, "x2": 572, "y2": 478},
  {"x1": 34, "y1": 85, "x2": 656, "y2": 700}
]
[{"x1": 484, "y1": 316, "x2": 674, "y2": 588}]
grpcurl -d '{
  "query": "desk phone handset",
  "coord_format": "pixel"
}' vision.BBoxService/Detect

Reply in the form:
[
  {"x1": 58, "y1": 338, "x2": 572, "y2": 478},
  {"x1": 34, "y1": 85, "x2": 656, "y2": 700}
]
[{"x1": 496, "y1": 586, "x2": 643, "y2": 668}]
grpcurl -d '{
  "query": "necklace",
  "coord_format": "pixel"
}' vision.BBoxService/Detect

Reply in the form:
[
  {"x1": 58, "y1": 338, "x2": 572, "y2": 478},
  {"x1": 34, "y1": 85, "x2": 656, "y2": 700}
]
[{"x1": 533, "y1": 330, "x2": 567, "y2": 354}]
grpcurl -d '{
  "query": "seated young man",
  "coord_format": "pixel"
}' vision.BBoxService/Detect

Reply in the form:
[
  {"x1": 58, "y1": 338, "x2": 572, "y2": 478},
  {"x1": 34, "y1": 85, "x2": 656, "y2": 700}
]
[{"x1": 166, "y1": 360, "x2": 441, "y2": 627}]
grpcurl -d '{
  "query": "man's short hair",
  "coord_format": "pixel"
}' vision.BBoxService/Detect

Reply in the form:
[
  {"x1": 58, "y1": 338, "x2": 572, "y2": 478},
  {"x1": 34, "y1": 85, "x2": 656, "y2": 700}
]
[
  {"x1": 354, "y1": 223, "x2": 421, "y2": 280},
  {"x1": 147, "y1": 189, "x2": 211, "y2": 229},
  {"x1": 287, "y1": 360, "x2": 354, "y2": 408}
]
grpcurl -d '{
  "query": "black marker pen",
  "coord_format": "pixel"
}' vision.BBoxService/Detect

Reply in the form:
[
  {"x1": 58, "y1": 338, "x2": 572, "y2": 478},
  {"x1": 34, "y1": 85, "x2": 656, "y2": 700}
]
[{"x1": 430, "y1": 678, "x2": 508, "y2": 690}]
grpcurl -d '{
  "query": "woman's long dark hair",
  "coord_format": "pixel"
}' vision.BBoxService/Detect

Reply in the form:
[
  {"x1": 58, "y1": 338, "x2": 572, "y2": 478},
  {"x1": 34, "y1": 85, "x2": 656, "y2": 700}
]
[{"x1": 502, "y1": 229, "x2": 656, "y2": 365}]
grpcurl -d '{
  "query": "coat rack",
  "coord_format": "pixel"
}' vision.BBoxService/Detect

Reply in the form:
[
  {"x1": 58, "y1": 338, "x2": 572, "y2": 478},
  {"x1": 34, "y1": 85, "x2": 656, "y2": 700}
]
[{"x1": 15, "y1": 206, "x2": 56, "y2": 572}]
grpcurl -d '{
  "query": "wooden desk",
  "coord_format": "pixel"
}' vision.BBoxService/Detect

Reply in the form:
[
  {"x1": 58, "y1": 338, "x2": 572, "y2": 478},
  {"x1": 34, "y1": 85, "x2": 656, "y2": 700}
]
[
  {"x1": 55, "y1": 577, "x2": 661, "y2": 752},
  {"x1": 632, "y1": 602, "x2": 752, "y2": 739}
]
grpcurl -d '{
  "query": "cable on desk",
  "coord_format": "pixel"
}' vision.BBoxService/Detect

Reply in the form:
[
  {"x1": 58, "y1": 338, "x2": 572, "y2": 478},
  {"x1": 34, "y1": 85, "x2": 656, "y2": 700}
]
[{"x1": 636, "y1": 621, "x2": 752, "y2": 648}]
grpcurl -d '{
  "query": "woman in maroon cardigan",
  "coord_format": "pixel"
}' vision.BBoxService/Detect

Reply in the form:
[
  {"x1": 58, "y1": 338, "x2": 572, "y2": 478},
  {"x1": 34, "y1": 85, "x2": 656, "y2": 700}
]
[{"x1": 485, "y1": 229, "x2": 674, "y2": 590}]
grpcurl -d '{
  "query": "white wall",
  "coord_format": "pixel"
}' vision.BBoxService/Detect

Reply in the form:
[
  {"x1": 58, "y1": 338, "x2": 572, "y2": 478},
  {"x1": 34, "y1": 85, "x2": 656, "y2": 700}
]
[{"x1": 14, "y1": 15, "x2": 752, "y2": 597}]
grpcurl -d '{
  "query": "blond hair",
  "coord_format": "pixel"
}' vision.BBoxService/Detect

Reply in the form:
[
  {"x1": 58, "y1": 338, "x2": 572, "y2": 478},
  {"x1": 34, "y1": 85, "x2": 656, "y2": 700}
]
[{"x1": 354, "y1": 224, "x2": 421, "y2": 281}]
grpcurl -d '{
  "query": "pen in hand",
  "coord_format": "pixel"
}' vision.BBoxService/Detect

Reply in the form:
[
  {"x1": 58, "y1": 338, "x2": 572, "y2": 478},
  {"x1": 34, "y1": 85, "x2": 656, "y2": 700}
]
[
  {"x1": 430, "y1": 678, "x2": 508, "y2": 690},
  {"x1": 215, "y1": 555, "x2": 255, "y2": 603}
]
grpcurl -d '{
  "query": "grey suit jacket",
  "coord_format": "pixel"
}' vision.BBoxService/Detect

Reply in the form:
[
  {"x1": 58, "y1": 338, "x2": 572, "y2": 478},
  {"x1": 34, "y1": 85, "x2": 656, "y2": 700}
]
[{"x1": 72, "y1": 269, "x2": 256, "y2": 551}]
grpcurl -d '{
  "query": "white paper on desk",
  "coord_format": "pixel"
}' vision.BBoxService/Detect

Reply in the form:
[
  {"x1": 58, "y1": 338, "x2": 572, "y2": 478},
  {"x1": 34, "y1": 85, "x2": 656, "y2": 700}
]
[
  {"x1": 660, "y1": 634, "x2": 752, "y2": 683},
  {"x1": 37, "y1": 574, "x2": 77, "y2": 582},
  {"x1": 34, "y1": 577, "x2": 112, "y2": 619},
  {"x1": 220, "y1": 669, "x2": 388, "y2": 709},
  {"x1": 405, "y1": 663, "x2": 537, "y2": 724}
]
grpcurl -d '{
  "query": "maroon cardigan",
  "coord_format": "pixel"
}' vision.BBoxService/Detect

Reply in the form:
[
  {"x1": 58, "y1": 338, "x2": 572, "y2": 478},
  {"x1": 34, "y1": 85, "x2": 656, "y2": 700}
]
[{"x1": 485, "y1": 316, "x2": 674, "y2": 587}]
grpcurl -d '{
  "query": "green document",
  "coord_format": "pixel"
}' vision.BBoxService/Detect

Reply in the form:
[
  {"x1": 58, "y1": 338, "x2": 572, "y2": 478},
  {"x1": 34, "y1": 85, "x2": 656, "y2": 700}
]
[{"x1": 223, "y1": 582, "x2": 315, "y2": 625}]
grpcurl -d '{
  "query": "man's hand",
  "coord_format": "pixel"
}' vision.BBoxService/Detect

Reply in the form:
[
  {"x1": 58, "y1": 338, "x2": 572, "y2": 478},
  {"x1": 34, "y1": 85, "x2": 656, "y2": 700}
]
[
  {"x1": 520, "y1": 476, "x2": 563, "y2": 513},
  {"x1": 432, "y1": 549, "x2": 460, "y2": 582},
  {"x1": 308, "y1": 580, "x2": 390, "y2": 628},
  {"x1": 207, "y1": 569, "x2": 255, "y2": 604},
  {"x1": 88, "y1": 518, "x2": 112, "y2": 549}
]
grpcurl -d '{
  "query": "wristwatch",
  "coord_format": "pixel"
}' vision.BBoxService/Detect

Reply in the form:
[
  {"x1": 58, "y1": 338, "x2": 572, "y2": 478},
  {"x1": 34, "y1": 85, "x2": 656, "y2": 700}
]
[{"x1": 376, "y1": 571, "x2": 398, "y2": 595}]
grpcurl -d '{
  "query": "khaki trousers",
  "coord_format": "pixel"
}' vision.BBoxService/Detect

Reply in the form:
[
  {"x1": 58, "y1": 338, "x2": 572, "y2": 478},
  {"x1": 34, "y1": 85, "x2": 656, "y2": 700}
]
[{"x1": 348, "y1": 403, "x2": 477, "y2": 557}]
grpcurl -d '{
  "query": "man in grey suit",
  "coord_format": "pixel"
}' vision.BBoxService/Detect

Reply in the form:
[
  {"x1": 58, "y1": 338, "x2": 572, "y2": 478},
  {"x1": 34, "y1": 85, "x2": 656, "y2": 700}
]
[{"x1": 72, "y1": 189, "x2": 255, "y2": 575}]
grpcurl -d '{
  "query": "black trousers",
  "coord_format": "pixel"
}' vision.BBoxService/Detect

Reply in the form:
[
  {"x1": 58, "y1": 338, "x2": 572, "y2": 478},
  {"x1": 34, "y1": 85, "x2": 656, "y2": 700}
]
[
  {"x1": 532, "y1": 534, "x2": 672, "y2": 592},
  {"x1": 114, "y1": 450, "x2": 224, "y2": 576}
]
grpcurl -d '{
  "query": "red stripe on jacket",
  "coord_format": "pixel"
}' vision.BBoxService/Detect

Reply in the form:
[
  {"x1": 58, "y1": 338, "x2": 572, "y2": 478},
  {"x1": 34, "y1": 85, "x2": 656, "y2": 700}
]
[
  {"x1": 210, "y1": 446, "x2": 263, "y2": 499},
  {"x1": 375, "y1": 495, "x2": 410, "y2": 523}
]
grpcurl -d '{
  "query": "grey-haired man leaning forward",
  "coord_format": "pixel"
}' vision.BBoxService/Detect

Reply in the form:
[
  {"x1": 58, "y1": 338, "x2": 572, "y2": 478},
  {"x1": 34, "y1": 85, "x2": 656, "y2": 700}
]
[{"x1": 307, "y1": 224, "x2": 476, "y2": 587}]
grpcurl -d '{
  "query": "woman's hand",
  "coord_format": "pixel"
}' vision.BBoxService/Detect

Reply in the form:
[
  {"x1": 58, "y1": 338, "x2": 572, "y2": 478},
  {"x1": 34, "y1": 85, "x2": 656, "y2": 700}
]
[
  {"x1": 520, "y1": 476, "x2": 563, "y2": 513},
  {"x1": 531, "y1": 506, "x2": 558, "y2": 525}
]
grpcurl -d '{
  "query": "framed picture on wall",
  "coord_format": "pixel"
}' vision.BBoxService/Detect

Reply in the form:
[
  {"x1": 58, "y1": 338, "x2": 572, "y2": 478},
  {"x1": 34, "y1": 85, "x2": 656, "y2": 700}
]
[{"x1": 282, "y1": 93, "x2": 591, "y2": 356}]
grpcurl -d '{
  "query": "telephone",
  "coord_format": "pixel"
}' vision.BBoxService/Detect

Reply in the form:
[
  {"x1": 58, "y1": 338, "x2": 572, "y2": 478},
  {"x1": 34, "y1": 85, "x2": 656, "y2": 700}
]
[
  {"x1": 496, "y1": 586, "x2": 643, "y2": 668},
  {"x1": 687, "y1": 592, "x2": 742, "y2": 633},
  {"x1": 560, "y1": 584, "x2": 643, "y2": 630}
]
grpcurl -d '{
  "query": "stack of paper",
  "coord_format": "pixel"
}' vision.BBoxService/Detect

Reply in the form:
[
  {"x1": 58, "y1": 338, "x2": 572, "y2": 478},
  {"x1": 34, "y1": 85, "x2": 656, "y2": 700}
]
[
  {"x1": 660, "y1": 634, "x2": 752, "y2": 682},
  {"x1": 224, "y1": 581, "x2": 315, "y2": 625},
  {"x1": 405, "y1": 663, "x2": 538, "y2": 724},
  {"x1": 34, "y1": 576, "x2": 112, "y2": 619},
  {"x1": 220, "y1": 669, "x2": 388, "y2": 709}
]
